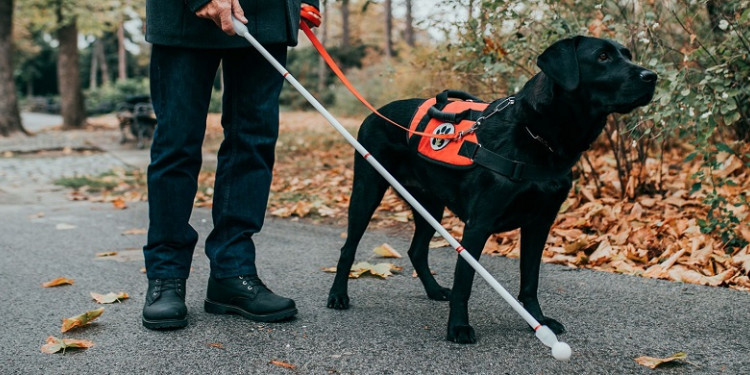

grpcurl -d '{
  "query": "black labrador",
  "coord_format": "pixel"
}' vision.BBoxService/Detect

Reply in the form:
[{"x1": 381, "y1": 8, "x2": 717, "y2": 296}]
[{"x1": 327, "y1": 36, "x2": 657, "y2": 343}]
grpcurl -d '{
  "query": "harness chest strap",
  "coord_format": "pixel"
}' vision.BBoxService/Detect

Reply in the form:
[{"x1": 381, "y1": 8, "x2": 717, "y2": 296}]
[{"x1": 457, "y1": 141, "x2": 571, "y2": 181}]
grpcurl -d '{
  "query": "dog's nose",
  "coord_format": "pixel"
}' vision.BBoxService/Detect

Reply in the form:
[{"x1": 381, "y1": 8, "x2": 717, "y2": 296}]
[{"x1": 639, "y1": 70, "x2": 657, "y2": 83}]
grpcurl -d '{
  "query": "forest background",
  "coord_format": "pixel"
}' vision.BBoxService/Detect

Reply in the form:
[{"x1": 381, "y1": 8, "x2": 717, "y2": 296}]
[{"x1": 0, "y1": 0, "x2": 749, "y2": 290}]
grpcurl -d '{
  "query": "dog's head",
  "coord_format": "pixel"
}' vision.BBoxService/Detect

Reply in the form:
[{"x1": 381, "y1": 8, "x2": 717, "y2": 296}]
[{"x1": 536, "y1": 36, "x2": 657, "y2": 115}]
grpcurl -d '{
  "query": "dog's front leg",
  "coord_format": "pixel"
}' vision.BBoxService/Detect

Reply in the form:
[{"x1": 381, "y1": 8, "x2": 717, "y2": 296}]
[
  {"x1": 446, "y1": 225, "x2": 490, "y2": 344},
  {"x1": 519, "y1": 218, "x2": 565, "y2": 334}
]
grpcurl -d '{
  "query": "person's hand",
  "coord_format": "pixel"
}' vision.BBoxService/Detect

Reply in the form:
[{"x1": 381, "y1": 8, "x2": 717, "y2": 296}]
[
  {"x1": 300, "y1": 3, "x2": 322, "y2": 28},
  {"x1": 196, "y1": 0, "x2": 247, "y2": 36}
]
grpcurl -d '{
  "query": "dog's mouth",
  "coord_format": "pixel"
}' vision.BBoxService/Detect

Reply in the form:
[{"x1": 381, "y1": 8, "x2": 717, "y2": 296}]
[{"x1": 612, "y1": 88, "x2": 656, "y2": 114}]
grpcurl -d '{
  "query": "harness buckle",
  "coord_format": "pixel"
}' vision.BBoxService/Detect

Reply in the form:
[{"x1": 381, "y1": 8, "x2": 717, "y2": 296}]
[{"x1": 510, "y1": 162, "x2": 525, "y2": 181}]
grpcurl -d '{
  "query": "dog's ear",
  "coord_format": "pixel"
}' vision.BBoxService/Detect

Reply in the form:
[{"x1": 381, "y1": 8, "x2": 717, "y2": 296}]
[{"x1": 537, "y1": 36, "x2": 581, "y2": 91}]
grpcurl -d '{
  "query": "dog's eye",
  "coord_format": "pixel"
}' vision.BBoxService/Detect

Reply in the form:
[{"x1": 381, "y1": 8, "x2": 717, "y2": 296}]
[{"x1": 598, "y1": 52, "x2": 609, "y2": 62}]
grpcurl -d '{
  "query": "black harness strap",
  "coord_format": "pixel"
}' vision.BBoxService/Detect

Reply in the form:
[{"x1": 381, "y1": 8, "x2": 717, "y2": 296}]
[{"x1": 457, "y1": 141, "x2": 570, "y2": 181}]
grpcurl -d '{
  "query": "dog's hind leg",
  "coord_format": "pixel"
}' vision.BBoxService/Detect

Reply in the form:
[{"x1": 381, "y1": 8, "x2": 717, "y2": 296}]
[
  {"x1": 519, "y1": 217, "x2": 566, "y2": 334},
  {"x1": 406, "y1": 195, "x2": 450, "y2": 301},
  {"x1": 327, "y1": 156, "x2": 390, "y2": 310}
]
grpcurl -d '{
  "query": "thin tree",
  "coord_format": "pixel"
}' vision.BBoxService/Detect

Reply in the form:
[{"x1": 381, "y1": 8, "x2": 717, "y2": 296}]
[
  {"x1": 404, "y1": 0, "x2": 415, "y2": 47},
  {"x1": 117, "y1": 22, "x2": 127, "y2": 81},
  {"x1": 341, "y1": 0, "x2": 350, "y2": 48},
  {"x1": 384, "y1": 0, "x2": 393, "y2": 58},
  {"x1": 317, "y1": 0, "x2": 329, "y2": 93},
  {"x1": 56, "y1": 0, "x2": 86, "y2": 128},
  {"x1": 0, "y1": 0, "x2": 26, "y2": 136}
]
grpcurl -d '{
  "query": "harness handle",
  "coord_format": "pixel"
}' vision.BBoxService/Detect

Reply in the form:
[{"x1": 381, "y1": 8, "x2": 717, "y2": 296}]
[
  {"x1": 436, "y1": 90, "x2": 483, "y2": 106},
  {"x1": 426, "y1": 106, "x2": 483, "y2": 124}
]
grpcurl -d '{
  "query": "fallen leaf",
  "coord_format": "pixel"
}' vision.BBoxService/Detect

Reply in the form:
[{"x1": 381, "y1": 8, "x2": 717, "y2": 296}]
[
  {"x1": 324, "y1": 262, "x2": 403, "y2": 279},
  {"x1": 29, "y1": 212, "x2": 45, "y2": 219},
  {"x1": 269, "y1": 360, "x2": 296, "y2": 370},
  {"x1": 373, "y1": 243, "x2": 402, "y2": 258},
  {"x1": 634, "y1": 352, "x2": 687, "y2": 369},
  {"x1": 55, "y1": 223, "x2": 76, "y2": 230},
  {"x1": 61, "y1": 307, "x2": 104, "y2": 332},
  {"x1": 41, "y1": 336, "x2": 94, "y2": 354},
  {"x1": 95, "y1": 251, "x2": 118, "y2": 257},
  {"x1": 589, "y1": 239, "x2": 615, "y2": 266},
  {"x1": 90, "y1": 292, "x2": 129, "y2": 304},
  {"x1": 42, "y1": 277, "x2": 74, "y2": 287},
  {"x1": 112, "y1": 197, "x2": 128, "y2": 210},
  {"x1": 207, "y1": 343, "x2": 225, "y2": 350},
  {"x1": 121, "y1": 228, "x2": 147, "y2": 235}
]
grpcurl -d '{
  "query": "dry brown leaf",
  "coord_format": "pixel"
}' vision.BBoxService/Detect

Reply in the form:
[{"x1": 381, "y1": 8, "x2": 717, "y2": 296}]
[
  {"x1": 589, "y1": 239, "x2": 615, "y2": 266},
  {"x1": 61, "y1": 307, "x2": 104, "y2": 332},
  {"x1": 207, "y1": 343, "x2": 225, "y2": 350},
  {"x1": 121, "y1": 228, "x2": 147, "y2": 235},
  {"x1": 324, "y1": 262, "x2": 402, "y2": 279},
  {"x1": 112, "y1": 197, "x2": 128, "y2": 210},
  {"x1": 90, "y1": 291, "x2": 129, "y2": 304},
  {"x1": 41, "y1": 336, "x2": 94, "y2": 354},
  {"x1": 668, "y1": 267, "x2": 734, "y2": 286},
  {"x1": 42, "y1": 277, "x2": 74, "y2": 288},
  {"x1": 95, "y1": 251, "x2": 118, "y2": 257},
  {"x1": 634, "y1": 352, "x2": 687, "y2": 369},
  {"x1": 373, "y1": 243, "x2": 402, "y2": 258},
  {"x1": 269, "y1": 360, "x2": 296, "y2": 370}
]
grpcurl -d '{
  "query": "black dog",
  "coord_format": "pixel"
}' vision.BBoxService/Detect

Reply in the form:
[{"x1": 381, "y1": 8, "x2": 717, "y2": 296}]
[{"x1": 327, "y1": 36, "x2": 657, "y2": 343}]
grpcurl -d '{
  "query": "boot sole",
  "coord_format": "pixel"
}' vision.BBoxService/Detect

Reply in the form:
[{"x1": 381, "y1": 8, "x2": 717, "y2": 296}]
[
  {"x1": 204, "y1": 299, "x2": 297, "y2": 322},
  {"x1": 142, "y1": 317, "x2": 188, "y2": 330}
]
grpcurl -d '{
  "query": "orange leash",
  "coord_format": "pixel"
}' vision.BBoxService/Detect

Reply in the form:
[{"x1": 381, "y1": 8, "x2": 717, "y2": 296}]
[{"x1": 299, "y1": 22, "x2": 457, "y2": 140}]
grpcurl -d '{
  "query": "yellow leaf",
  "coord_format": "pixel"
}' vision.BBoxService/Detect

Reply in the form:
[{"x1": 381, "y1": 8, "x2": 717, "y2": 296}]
[
  {"x1": 41, "y1": 336, "x2": 94, "y2": 354},
  {"x1": 373, "y1": 243, "x2": 402, "y2": 258},
  {"x1": 61, "y1": 307, "x2": 104, "y2": 332},
  {"x1": 634, "y1": 352, "x2": 687, "y2": 369},
  {"x1": 90, "y1": 292, "x2": 129, "y2": 304},
  {"x1": 42, "y1": 277, "x2": 74, "y2": 288},
  {"x1": 95, "y1": 251, "x2": 118, "y2": 257}
]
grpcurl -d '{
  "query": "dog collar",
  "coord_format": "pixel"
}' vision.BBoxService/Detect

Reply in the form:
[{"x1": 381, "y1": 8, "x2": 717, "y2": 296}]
[{"x1": 524, "y1": 126, "x2": 555, "y2": 153}]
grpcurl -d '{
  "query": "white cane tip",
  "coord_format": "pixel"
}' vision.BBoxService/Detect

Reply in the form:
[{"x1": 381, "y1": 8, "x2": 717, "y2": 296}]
[{"x1": 551, "y1": 341, "x2": 572, "y2": 361}]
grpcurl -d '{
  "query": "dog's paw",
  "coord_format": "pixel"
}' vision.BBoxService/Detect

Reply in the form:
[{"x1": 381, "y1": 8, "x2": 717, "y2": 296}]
[
  {"x1": 543, "y1": 317, "x2": 566, "y2": 334},
  {"x1": 326, "y1": 293, "x2": 350, "y2": 310},
  {"x1": 446, "y1": 325, "x2": 476, "y2": 344},
  {"x1": 426, "y1": 286, "x2": 451, "y2": 301}
]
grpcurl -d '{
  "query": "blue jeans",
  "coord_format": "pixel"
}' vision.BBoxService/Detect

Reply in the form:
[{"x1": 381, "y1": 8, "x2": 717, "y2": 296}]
[{"x1": 144, "y1": 44, "x2": 287, "y2": 280}]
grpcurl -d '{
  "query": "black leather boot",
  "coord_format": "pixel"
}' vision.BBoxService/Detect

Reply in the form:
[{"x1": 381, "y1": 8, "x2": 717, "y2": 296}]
[
  {"x1": 204, "y1": 275, "x2": 297, "y2": 322},
  {"x1": 142, "y1": 278, "x2": 188, "y2": 330}
]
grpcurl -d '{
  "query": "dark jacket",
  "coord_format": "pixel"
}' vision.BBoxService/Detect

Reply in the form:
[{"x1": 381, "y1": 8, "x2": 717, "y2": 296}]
[{"x1": 146, "y1": 0, "x2": 319, "y2": 48}]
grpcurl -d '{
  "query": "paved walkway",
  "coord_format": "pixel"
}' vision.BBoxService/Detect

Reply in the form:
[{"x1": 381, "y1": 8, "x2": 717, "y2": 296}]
[{"x1": 0, "y1": 114, "x2": 748, "y2": 374}]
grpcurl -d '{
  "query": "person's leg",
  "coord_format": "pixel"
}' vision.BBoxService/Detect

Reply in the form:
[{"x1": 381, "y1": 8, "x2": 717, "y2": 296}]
[
  {"x1": 204, "y1": 44, "x2": 287, "y2": 278},
  {"x1": 142, "y1": 44, "x2": 221, "y2": 329},
  {"x1": 203, "y1": 44, "x2": 297, "y2": 322}
]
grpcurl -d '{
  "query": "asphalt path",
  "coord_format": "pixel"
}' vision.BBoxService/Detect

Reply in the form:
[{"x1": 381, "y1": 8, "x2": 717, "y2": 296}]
[{"x1": 1, "y1": 192, "x2": 748, "y2": 374}]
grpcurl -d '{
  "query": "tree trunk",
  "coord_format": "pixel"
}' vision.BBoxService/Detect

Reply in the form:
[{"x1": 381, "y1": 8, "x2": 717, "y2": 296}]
[
  {"x1": 404, "y1": 0, "x2": 415, "y2": 47},
  {"x1": 384, "y1": 0, "x2": 393, "y2": 59},
  {"x1": 340, "y1": 0, "x2": 350, "y2": 48},
  {"x1": 57, "y1": 9, "x2": 86, "y2": 129},
  {"x1": 317, "y1": 0, "x2": 328, "y2": 93},
  {"x1": 117, "y1": 22, "x2": 127, "y2": 81},
  {"x1": 90, "y1": 40, "x2": 98, "y2": 90},
  {"x1": 95, "y1": 38, "x2": 110, "y2": 86},
  {"x1": 0, "y1": 0, "x2": 25, "y2": 136}
]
